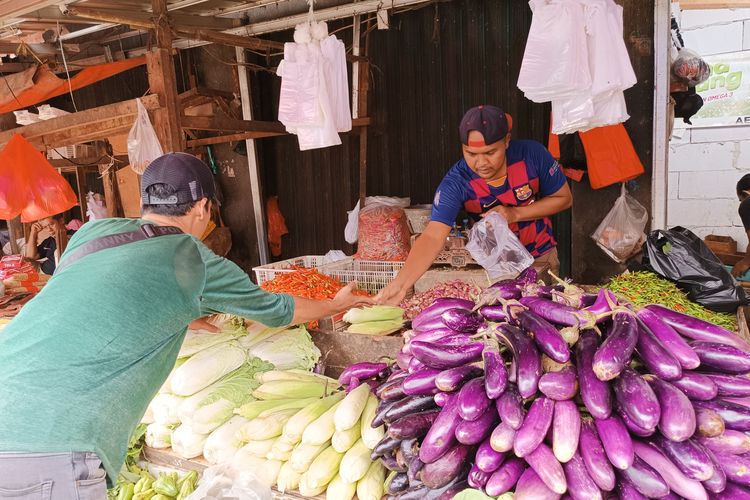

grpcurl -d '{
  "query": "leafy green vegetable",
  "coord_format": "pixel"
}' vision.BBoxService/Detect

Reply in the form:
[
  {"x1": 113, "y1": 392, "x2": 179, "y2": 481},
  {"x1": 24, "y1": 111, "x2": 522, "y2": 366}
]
[
  {"x1": 247, "y1": 325, "x2": 321, "y2": 371},
  {"x1": 178, "y1": 315, "x2": 247, "y2": 359}
]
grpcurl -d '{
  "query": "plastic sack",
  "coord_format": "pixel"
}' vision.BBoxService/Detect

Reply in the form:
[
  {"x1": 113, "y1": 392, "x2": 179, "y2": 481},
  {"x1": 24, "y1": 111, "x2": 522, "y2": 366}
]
[
  {"x1": 355, "y1": 204, "x2": 411, "y2": 261},
  {"x1": 127, "y1": 98, "x2": 163, "y2": 174},
  {"x1": 266, "y1": 196, "x2": 288, "y2": 257},
  {"x1": 645, "y1": 226, "x2": 748, "y2": 313},
  {"x1": 185, "y1": 463, "x2": 271, "y2": 500},
  {"x1": 466, "y1": 212, "x2": 534, "y2": 280},
  {"x1": 85, "y1": 192, "x2": 107, "y2": 221},
  {"x1": 672, "y1": 48, "x2": 711, "y2": 87},
  {"x1": 345, "y1": 196, "x2": 410, "y2": 244},
  {"x1": 591, "y1": 184, "x2": 647, "y2": 263}
]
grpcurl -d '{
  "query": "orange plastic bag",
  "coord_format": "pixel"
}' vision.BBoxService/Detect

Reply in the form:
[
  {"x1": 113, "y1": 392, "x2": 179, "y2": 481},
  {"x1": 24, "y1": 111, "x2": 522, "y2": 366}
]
[
  {"x1": 0, "y1": 135, "x2": 78, "y2": 222},
  {"x1": 266, "y1": 196, "x2": 288, "y2": 257}
]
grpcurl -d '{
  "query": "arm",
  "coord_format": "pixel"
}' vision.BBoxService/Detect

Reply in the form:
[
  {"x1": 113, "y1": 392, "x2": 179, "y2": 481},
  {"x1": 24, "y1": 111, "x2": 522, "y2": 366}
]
[
  {"x1": 376, "y1": 221, "x2": 451, "y2": 305},
  {"x1": 24, "y1": 224, "x2": 40, "y2": 260},
  {"x1": 290, "y1": 282, "x2": 374, "y2": 325},
  {"x1": 732, "y1": 229, "x2": 750, "y2": 277},
  {"x1": 485, "y1": 183, "x2": 572, "y2": 224}
]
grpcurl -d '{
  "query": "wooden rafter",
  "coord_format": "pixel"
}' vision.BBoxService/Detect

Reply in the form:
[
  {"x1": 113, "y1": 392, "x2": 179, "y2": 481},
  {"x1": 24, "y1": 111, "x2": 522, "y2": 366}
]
[
  {"x1": 680, "y1": 0, "x2": 750, "y2": 8},
  {"x1": 65, "y1": 5, "x2": 236, "y2": 31}
]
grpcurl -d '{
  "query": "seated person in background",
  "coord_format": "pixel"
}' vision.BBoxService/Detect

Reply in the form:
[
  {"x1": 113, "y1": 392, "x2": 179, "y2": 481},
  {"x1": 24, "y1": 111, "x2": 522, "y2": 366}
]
[{"x1": 24, "y1": 215, "x2": 68, "y2": 275}]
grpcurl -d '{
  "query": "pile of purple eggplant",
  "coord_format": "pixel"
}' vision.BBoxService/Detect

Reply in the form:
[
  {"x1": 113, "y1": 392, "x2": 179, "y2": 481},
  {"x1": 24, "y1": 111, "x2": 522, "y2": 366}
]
[{"x1": 364, "y1": 267, "x2": 750, "y2": 499}]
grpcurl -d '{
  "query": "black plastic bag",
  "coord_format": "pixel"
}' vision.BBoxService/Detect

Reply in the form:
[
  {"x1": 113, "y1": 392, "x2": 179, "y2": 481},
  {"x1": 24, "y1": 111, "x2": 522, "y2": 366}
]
[
  {"x1": 644, "y1": 226, "x2": 748, "y2": 313},
  {"x1": 558, "y1": 133, "x2": 587, "y2": 170}
]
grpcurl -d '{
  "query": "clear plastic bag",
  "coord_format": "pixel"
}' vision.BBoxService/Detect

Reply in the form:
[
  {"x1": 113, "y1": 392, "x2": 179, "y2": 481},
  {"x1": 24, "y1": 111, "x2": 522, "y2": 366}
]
[
  {"x1": 185, "y1": 463, "x2": 272, "y2": 500},
  {"x1": 345, "y1": 196, "x2": 410, "y2": 244},
  {"x1": 355, "y1": 204, "x2": 412, "y2": 261},
  {"x1": 85, "y1": 192, "x2": 107, "y2": 221},
  {"x1": 127, "y1": 98, "x2": 163, "y2": 174},
  {"x1": 466, "y1": 212, "x2": 534, "y2": 280},
  {"x1": 672, "y1": 48, "x2": 712, "y2": 87},
  {"x1": 591, "y1": 183, "x2": 648, "y2": 262}
]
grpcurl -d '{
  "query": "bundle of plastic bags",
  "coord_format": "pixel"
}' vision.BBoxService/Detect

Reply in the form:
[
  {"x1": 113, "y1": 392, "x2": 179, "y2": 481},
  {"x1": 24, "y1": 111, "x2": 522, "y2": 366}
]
[{"x1": 518, "y1": 0, "x2": 636, "y2": 134}]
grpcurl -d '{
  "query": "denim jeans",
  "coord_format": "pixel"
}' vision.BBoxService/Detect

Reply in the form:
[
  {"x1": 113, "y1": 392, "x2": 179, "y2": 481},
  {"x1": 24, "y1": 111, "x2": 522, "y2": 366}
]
[{"x1": 0, "y1": 452, "x2": 106, "y2": 500}]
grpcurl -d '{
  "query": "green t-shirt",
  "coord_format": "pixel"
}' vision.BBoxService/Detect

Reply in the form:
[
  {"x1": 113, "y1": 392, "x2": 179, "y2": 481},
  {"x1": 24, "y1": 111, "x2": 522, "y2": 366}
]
[{"x1": 0, "y1": 218, "x2": 294, "y2": 484}]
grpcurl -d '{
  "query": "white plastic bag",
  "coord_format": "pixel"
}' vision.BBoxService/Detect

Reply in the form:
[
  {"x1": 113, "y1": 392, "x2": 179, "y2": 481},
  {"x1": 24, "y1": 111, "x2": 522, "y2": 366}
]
[
  {"x1": 466, "y1": 212, "x2": 534, "y2": 280},
  {"x1": 85, "y1": 192, "x2": 107, "y2": 221},
  {"x1": 127, "y1": 98, "x2": 163, "y2": 174},
  {"x1": 185, "y1": 463, "x2": 272, "y2": 500},
  {"x1": 345, "y1": 196, "x2": 410, "y2": 244},
  {"x1": 591, "y1": 184, "x2": 648, "y2": 263}
]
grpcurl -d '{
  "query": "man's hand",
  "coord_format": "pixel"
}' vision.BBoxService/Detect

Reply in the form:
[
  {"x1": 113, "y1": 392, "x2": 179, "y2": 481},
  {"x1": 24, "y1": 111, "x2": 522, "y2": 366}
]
[
  {"x1": 375, "y1": 282, "x2": 407, "y2": 306},
  {"x1": 188, "y1": 316, "x2": 221, "y2": 333},
  {"x1": 331, "y1": 282, "x2": 375, "y2": 312},
  {"x1": 733, "y1": 259, "x2": 750, "y2": 278},
  {"x1": 481, "y1": 205, "x2": 518, "y2": 224}
]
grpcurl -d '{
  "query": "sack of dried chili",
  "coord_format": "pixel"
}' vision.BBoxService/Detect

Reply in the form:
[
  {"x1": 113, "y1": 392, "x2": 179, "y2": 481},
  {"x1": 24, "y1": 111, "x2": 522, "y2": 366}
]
[{"x1": 355, "y1": 204, "x2": 411, "y2": 261}]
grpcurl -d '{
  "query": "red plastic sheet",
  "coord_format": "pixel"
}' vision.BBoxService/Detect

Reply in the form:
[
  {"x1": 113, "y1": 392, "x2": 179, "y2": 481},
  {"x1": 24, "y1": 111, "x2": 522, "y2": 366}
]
[{"x1": 0, "y1": 135, "x2": 78, "y2": 222}]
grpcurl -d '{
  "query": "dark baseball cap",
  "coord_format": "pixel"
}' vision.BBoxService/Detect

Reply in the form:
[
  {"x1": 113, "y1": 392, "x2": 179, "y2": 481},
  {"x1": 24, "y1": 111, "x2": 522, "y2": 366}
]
[
  {"x1": 459, "y1": 105, "x2": 513, "y2": 147},
  {"x1": 141, "y1": 152, "x2": 216, "y2": 206}
]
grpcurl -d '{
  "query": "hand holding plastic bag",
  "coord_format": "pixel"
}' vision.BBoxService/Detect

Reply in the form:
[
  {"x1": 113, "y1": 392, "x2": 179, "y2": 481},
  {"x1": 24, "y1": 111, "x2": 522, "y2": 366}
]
[
  {"x1": 185, "y1": 463, "x2": 271, "y2": 500},
  {"x1": 466, "y1": 212, "x2": 534, "y2": 280},
  {"x1": 592, "y1": 183, "x2": 648, "y2": 263},
  {"x1": 127, "y1": 98, "x2": 164, "y2": 174}
]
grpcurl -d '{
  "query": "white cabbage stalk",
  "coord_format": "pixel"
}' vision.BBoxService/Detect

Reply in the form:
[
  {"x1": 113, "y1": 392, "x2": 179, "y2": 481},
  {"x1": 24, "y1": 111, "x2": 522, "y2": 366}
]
[
  {"x1": 150, "y1": 393, "x2": 184, "y2": 426},
  {"x1": 247, "y1": 326, "x2": 321, "y2": 371},
  {"x1": 179, "y1": 315, "x2": 247, "y2": 359},
  {"x1": 141, "y1": 404, "x2": 155, "y2": 425},
  {"x1": 178, "y1": 360, "x2": 272, "y2": 434},
  {"x1": 171, "y1": 424, "x2": 209, "y2": 459},
  {"x1": 145, "y1": 422, "x2": 174, "y2": 449},
  {"x1": 171, "y1": 341, "x2": 247, "y2": 396},
  {"x1": 159, "y1": 357, "x2": 187, "y2": 394},
  {"x1": 203, "y1": 416, "x2": 248, "y2": 465}
]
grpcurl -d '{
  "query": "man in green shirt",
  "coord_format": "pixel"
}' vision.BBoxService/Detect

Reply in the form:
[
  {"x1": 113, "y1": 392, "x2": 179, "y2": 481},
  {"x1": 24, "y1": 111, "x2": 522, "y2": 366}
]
[{"x1": 0, "y1": 153, "x2": 370, "y2": 498}]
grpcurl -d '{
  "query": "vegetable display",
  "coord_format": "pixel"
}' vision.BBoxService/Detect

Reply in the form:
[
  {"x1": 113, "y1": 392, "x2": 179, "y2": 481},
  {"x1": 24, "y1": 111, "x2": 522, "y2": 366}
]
[
  {"x1": 356, "y1": 266, "x2": 750, "y2": 498},
  {"x1": 399, "y1": 280, "x2": 480, "y2": 321},
  {"x1": 344, "y1": 305, "x2": 406, "y2": 335}
]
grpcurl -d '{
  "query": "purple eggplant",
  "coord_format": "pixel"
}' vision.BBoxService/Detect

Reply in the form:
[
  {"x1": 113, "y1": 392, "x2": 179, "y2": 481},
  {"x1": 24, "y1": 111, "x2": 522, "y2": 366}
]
[
  {"x1": 515, "y1": 309, "x2": 570, "y2": 363},
  {"x1": 338, "y1": 361, "x2": 389, "y2": 385},
  {"x1": 702, "y1": 447, "x2": 727, "y2": 494},
  {"x1": 383, "y1": 395, "x2": 437, "y2": 423},
  {"x1": 553, "y1": 400, "x2": 580, "y2": 463},
  {"x1": 483, "y1": 344, "x2": 508, "y2": 399},
  {"x1": 514, "y1": 467, "x2": 562, "y2": 500},
  {"x1": 455, "y1": 405, "x2": 499, "y2": 445},
  {"x1": 579, "y1": 419, "x2": 616, "y2": 491},
  {"x1": 420, "y1": 443, "x2": 470, "y2": 489},
  {"x1": 396, "y1": 351, "x2": 412, "y2": 371},
  {"x1": 613, "y1": 368, "x2": 660, "y2": 432},
  {"x1": 592, "y1": 312, "x2": 639, "y2": 381},
  {"x1": 514, "y1": 397, "x2": 555, "y2": 458},
  {"x1": 637, "y1": 307, "x2": 701, "y2": 370},
  {"x1": 695, "y1": 407, "x2": 725, "y2": 438},
  {"x1": 434, "y1": 365, "x2": 482, "y2": 393},
  {"x1": 671, "y1": 371, "x2": 719, "y2": 401},
  {"x1": 698, "y1": 429, "x2": 750, "y2": 455},
  {"x1": 594, "y1": 415, "x2": 634, "y2": 470},
  {"x1": 495, "y1": 324, "x2": 541, "y2": 398},
  {"x1": 376, "y1": 372, "x2": 408, "y2": 399},
  {"x1": 441, "y1": 308, "x2": 484, "y2": 333},
  {"x1": 539, "y1": 365, "x2": 579, "y2": 401},
  {"x1": 434, "y1": 480, "x2": 470, "y2": 500},
  {"x1": 693, "y1": 398, "x2": 750, "y2": 431},
  {"x1": 621, "y1": 457, "x2": 669, "y2": 498},
  {"x1": 519, "y1": 296, "x2": 596, "y2": 328},
  {"x1": 645, "y1": 304, "x2": 750, "y2": 352},
  {"x1": 372, "y1": 398, "x2": 399, "y2": 428},
  {"x1": 487, "y1": 280, "x2": 522, "y2": 299},
  {"x1": 712, "y1": 451, "x2": 750, "y2": 487},
  {"x1": 412, "y1": 298, "x2": 475, "y2": 331},
  {"x1": 400, "y1": 438, "x2": 418, "y2": 462},
  {"x1": 655, "y1": 436, "x2": 714, "y2": 482},
  {"x1": 406, "y1": 328, "x2": 463, "y2": 348},
  {"x1": 479, "y1": 305, "x2": 509, "y2": 322},
  {"x1": 525, "y1": 442, "x2": 567, "y2": 495},
  {"x1": 468, "y1": 463, "x2": 491, "y2": 490},
  {"x1": 407, "y1": 457, "x2": 423, "y2": 483},
  {"x1": 387, "y1": 410, "x2": 440, "y2": 440},
  {"x1": 717, "y1": 482, "x2": 750, "y2": 499},
  {"x1": 476, "y1": 437, "x2": 505, "y2": 473},
  {"x1": 617, "y1": 404, "x2": 654, "y2": 437},
  {"x1": 517, "y1": 266, "x2": 538, "y2": 284},
  {"x1": 490, "y1": 421, "x2": 517, "y2": 453},
  {"x1": 705, "y1": 373, "x2": 750, "y2": 397},
  {"x1": 636, "y1": 319, "x2": 682, "y2": 381},
  {"x1": 402, "y1": 368, "x2": 441, "y2": 396},
  {"x1": 408, "y1": 357, "x2": 426, "y2": 373},
  {"x1": 563, "y1": 451, "x2": 602, "y2": 500},
  {"x1": 457, "y1": 376, "x2": 491, "y2": 421},
  {"x1": 410, "y1": 340, "x2": 484, "y2": 370},
  {"x1": 434, "y1": 392, "x2": 452, "y2": 408},
  {"x1": 646, "y1": 376, "x2": 696, "y2": 442},
  {"x1": 633, "y1": 440, "x2": 709, "y2": 500},
  {"x1": 385, "y1": 472, "x2": 409, "y2": 495},
  {"x1": 691, "y1": 341, "x2": 750, "y2": 374},
  {"x1": 615, "y1": 475, "x2": 648, "y2": 500},
  {"x1": 584, "y1": 288, "x2": 618, "y2": 316},
  {"x1": 496, "y1": 386, "x2": 524, "y2": 429},
  {"x1": 485, "y1": 457, "x2": 526, "y2": 496},
  {"x1": 576, "y1": 330, "x2": 613, "y2": 419},
  {"x1": 419, "y1": 394, "x2": 462, "y2": 463}
]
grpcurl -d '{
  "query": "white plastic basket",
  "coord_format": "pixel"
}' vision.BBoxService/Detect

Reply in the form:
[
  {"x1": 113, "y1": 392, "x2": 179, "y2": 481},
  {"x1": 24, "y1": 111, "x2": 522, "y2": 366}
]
[
  {"x1": 253, "y1": 255, "x2": 329, "y2": 285},
  {"x1": 320, "y1": 258, "x2": 405, "y2": 295}
]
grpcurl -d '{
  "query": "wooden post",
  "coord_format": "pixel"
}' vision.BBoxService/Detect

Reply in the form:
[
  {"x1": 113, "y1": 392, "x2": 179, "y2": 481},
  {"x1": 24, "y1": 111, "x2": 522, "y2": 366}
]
[
  {"x1": 147, "y1": 0, "x2": 183, "y2": 152},
  {"x1": 357, "y1": 59, "x2": 370, "y2": 210},
  {"x1": 75, "y1": 167, "x2": 89, "y2": 222},
  {"x1": 7, "y1": 217, "x2": 21, "y2": 255},
  {"x1": 98, "y1": 164, "x2": 122, "y2": 218}
]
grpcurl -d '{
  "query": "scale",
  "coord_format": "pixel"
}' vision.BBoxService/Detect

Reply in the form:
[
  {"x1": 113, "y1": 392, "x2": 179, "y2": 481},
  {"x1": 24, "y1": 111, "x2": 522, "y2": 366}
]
[{"x1": 411, "y1": 233, "x2": 477, "y2": 268}]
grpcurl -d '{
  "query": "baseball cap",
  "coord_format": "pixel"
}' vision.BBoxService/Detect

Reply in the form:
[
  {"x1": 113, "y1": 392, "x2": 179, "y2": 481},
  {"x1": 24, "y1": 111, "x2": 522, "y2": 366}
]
[
  {"x1": 459, "y1": 105, "x2": 513, "y2": 147},
  {"x1": 141, "y1": 152, "x2": 216, "y2": 206}
]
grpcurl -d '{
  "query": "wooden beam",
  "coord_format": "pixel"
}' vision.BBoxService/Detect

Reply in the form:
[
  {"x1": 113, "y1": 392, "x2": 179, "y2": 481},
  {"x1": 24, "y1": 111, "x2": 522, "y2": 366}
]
[
  {"x1": 180, "y1": 115, "x2": 287, "y2": 134},
  {"x1": 47, "y1": 155, "x2": 129, "y2": 168},
  {"x1": 172, "y1": 26, "x2": 283, "y2": 51},
  {"x1": 0, "y1": 94, "x2": 161, "y2": 150},
  {"x1": 680, "y1": 0, "x2": 750, "y2": 8},
  {"x1": 74, "y1": 167, "x2": 89, "y2": 222},
  {"x1": 65, "y1": 5, "x2": 235, "y2": 31},
  {"x1": 357, "y1": 59, "x2": 371, "y2": 208},
  {"x1": 0, "y1": 0, "x2": 61, "y2": 19}
]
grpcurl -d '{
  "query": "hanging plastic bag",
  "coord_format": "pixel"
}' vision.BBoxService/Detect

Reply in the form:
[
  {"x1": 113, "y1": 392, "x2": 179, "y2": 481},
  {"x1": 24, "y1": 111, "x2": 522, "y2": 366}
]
[
  {"x1": 356, "y1": 204, "x2": 412, "y2": 261},
  {"x1": 591, "y1": 184, "x2": 648, "y2": 263},
  {"x1": 672, "y1": 48, "x2": 712, "y2": 87},
  {"x1": 644, "y1": 226, "x2": 748, "y2": 313},
  {"x1": 466, "y1": 212, "x2": 534, "y2": 280},
  {"x1": 85, "y1": 192, "x2": 107, "y2": 221},
  {"x1": 345, "y1": 196, "x2": 410, "y2": 244},
  {"x1": 185, "y1": 463, "x2": 271, "y2": 500},
  {"x1": 127, "y1": 98, "x2": 163, "y2": 174}
]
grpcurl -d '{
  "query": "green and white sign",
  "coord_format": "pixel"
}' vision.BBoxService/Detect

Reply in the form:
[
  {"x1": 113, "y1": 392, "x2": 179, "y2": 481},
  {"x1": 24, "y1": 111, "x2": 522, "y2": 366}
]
[{"x1": 691, "y1": 51, "x2": 750, "y2": 128}]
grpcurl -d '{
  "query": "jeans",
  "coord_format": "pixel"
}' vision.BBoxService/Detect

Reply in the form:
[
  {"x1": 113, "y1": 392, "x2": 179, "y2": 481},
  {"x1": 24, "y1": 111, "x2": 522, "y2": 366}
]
[{"x1": 0, "y1": 452, "x2": 106, "y2": 500}]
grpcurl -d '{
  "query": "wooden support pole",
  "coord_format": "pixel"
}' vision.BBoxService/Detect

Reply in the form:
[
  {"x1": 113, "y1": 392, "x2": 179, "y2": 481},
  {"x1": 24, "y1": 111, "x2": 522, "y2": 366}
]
[
  {"x1": 98, "y1": 164, "x2": 122, "y2": 218},
  {"x1": 74, "y1": 167, "x2": 89, "y2": 222},
  {"x1": 7, "y1": 217, "x2": 21, "y2": 255},
  {"x1": 147, "y1": 0, "x2": 183, "y2": 152},
  {"x1": 358, "y1": 59, "x2": 370, "y2": 209}
]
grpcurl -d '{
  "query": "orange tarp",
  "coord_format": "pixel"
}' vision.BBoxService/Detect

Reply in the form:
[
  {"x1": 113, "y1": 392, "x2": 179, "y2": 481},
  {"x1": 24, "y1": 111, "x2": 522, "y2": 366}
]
[{"x1": 0, "y1": 57, "x2": 147, "y2": 114}]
